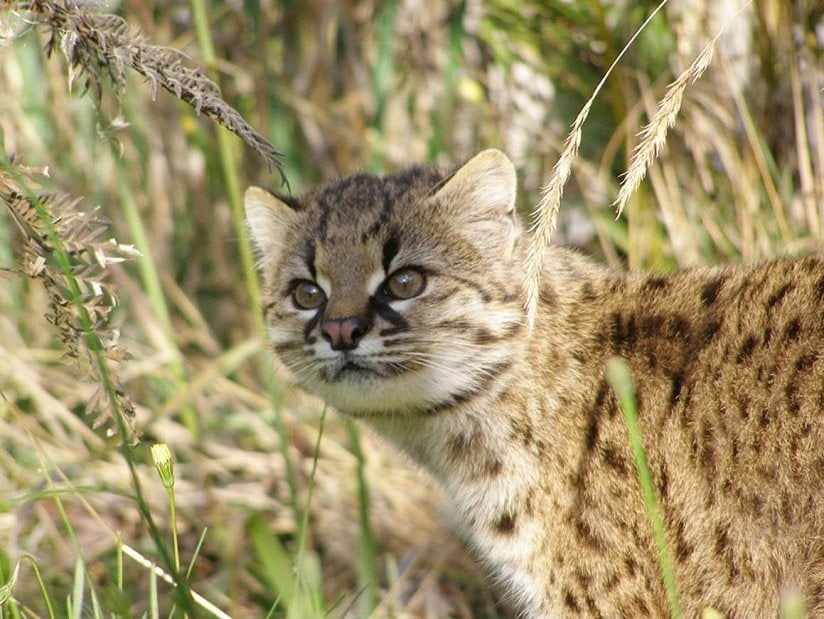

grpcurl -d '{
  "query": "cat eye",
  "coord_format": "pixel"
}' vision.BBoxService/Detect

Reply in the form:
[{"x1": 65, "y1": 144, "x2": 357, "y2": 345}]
[
  {"x1": 383, "y1": 268, "x2": 426, "y2": 300},
  {"x1": 292, "y1": 281, "x2": 326, "y2": 310}
]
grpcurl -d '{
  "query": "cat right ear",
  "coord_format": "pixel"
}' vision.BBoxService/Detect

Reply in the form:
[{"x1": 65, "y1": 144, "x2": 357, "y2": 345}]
[{"x1": 244, "y1": 186, "x2": 300, "y2": 254}]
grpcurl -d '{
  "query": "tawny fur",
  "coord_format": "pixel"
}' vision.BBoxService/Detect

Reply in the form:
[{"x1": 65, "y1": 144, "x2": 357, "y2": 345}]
[{"x1": 246, "y1": 150, "x2": 824, "y2": 617}]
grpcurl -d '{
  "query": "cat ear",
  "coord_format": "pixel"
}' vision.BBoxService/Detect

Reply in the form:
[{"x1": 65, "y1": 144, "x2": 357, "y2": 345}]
[
  {"x1": 434, "y1": 149, "x2": 517, "y2": 221},
  {"x1": 431, "y1": 149, "x2": 519, "y2": 254},
  {"x1": 244, "y1": 187, "x2": 301, "y2": 254}
]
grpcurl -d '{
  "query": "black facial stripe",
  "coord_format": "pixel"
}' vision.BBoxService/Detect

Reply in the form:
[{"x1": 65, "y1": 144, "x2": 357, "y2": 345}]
[
  {"x1": 382, "y1": 234, "x2": 400, "y2": 273},
  {"x1": 303, "y1": 241, "x2": 316, "y2": 280},
  {"x1": 274, "y1": 341, "x2": 302, "y2": 354},
  {"x1": 303, "y1": 308, "x2": 322, "y2": 343},
  {"x1": 372, "y1": 300, "x2": 409, "y2": 335},
  {"x1": 382, "y1": 337, "x2": 413, "y2": 347}
]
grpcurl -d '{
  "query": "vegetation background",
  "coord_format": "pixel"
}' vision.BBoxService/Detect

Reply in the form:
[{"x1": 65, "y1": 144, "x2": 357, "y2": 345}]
[{"x1": 0, "y1": 0, "x2": 821, "y2": 616}]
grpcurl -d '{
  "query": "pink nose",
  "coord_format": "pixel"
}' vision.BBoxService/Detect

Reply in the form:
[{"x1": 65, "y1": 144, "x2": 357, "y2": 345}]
[{"x1": 321, "y1": 316, "x2": 369, "y2": 351}]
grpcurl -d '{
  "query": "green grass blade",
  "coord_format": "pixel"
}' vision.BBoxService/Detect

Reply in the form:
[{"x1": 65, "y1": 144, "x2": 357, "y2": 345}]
[
  {"x1": 345, "y1": 420, "x2": 378, "y2": 615},
  {"x1": 70, "y1": 556, "x2": 84, "y2": 619},
  {"x1": 606, "y1": 357, "x2": 682, "y2": 618}
]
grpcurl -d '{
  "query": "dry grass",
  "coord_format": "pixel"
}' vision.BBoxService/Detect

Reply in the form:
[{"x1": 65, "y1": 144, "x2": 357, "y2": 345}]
[{"x1": 0, "y1": 0, "x2": 821, "y2": 617}]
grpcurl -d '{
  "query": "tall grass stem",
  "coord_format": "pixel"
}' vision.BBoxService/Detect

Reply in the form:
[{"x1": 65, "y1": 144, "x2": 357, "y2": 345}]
[
  {"x1": 114, "y1": 158, "x2": 199, "y2": 436},
  {"x1": 606, "y1": 357, "x2": 682, "y2": 618},
  {"x1": 345, "y1": 421, "x2": 379, "y2": 614}
]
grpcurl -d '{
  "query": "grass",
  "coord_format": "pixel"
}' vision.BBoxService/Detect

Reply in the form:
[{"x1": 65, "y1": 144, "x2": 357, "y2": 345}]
[
  {"x1": 606, "y1": 357, "x2": 681, "y2": 618},
  {"x1": 0, "y1": 0, "x2": 821, "y2": 616}
]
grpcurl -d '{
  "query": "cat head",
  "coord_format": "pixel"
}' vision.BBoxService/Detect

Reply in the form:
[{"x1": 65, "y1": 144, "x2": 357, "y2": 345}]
[{"x1": 245, "y1": 149, "x2": 526, "y2": 417}]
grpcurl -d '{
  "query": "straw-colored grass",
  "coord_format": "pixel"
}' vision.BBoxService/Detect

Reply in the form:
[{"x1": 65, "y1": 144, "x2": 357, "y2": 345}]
[{"x1": 0, "y1": 0, "x2": 821, "y2": 616}]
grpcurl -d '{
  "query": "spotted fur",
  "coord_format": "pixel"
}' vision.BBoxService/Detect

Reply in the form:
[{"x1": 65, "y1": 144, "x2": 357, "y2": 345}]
[{"x1": 246, "y1": 150, "x2": 824, "y2": 617}]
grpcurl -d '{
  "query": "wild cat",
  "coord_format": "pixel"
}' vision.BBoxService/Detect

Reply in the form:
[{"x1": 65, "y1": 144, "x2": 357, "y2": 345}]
[{"x1": 245, "y1": 149, "x2": 824, "y2": 617}]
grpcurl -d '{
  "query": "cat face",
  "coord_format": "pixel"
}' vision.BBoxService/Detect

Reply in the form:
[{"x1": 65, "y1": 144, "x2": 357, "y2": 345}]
[{"x1": 245, "y1": 150, "x2": 526, "y2": 417}]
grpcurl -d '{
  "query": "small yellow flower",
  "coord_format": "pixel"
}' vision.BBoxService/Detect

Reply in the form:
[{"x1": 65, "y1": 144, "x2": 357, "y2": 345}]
[{"x1": 150, "y1": 443, "x2": 174, "y2": 489}]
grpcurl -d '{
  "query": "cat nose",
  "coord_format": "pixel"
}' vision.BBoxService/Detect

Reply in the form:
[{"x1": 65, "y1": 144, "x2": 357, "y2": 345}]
[{"x1": 321, "y1": 316, "x2": 370, "y2": 351}]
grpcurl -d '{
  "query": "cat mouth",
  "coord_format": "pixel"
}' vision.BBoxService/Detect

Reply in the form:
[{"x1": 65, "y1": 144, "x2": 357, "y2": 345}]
[
  {"x1": 339, "y1": 361, "x2": 373, "y2": 375},
  {"x1": 324, "y1": 358, "x2": 380, "y2": 382},
  {"x1": 322, "y1": 356, "x2": 410, "y2": 382}
]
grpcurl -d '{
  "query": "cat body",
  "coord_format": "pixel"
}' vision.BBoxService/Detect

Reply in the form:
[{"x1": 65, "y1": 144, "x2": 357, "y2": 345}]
[{"x1": 246, "y1": 150, "x2": 824, "y2": 617}]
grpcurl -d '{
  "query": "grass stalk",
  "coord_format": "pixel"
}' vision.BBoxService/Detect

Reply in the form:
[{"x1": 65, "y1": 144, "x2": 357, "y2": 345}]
[
  {"x1": 606, "y1": 357, "x2": 681, "y2": 618},
  {"x1": 113, "y1": 158, "x2": 199, "y2": 437},
  {"x1": 69, "y1": 556, "x2": 84, "y2": 619},
  {"x1": 1, "y1": 556, "x2": 56, "y2": 619},
  {"x1": 116, "y1": 534, "x2": 123, "y2": 591},
  {"x1": 189, "y1": 0, "x2": 263, "y2": 334},
  {"x1": 292, "y1": 406, "x2": 328, "y2": 618},
  {"x1": 345, "y1": 420, "x2": 378, "y2": 615}
]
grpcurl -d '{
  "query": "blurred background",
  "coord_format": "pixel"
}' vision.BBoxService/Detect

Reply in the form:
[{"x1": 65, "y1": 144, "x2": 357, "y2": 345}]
[{"x1": 0, "y1": 0, "x2": 822, "y2": 616}]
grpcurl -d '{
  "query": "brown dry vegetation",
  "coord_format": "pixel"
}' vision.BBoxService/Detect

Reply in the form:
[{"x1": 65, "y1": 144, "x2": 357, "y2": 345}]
[{"x1": 0, "y1": 0, "x2": 821, "y2": 617}]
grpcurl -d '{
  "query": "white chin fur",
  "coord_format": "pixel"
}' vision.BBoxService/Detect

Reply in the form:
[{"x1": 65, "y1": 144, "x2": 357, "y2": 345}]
[{"x1": 304, "y1": 365, "x2": 472, "y2": 416}]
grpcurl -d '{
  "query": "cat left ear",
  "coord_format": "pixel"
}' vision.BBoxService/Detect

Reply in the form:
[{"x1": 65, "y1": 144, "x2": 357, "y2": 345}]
[
  {"x1": 244, "y1": 187, "x2": 301, "y2": 254},
  {"x1": 431, "y1": 150, "x2": 518, "y2": 256},
  {"x1": 433, "y1": 149, "x2": 517, "y2": 222}
]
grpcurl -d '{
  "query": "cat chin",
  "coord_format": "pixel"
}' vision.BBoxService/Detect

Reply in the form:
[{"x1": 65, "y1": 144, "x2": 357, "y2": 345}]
[{"x1": 302, "y1": 370, "x2": 464, "y2": 418}]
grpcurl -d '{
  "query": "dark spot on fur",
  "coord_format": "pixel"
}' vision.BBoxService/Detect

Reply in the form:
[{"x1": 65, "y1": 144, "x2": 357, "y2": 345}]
[
  {"x1": 701, "y1": 425, "x2": 716, "y2": 471},
  {"x1": 632, "y1": 595, "x2": 651, "y2": 615},
  {"x1": 736, "y1": 335, "x2": 757, "y2": 363},
  {"x1": 472, "y1": 328, "x2": 498, "y2": 345},
  {"x1": 669, "y1": 372, "x2": 685, "y2": 405},
  {"x1": 673, "y1": 516, "x2": 692, "y2": 562},
  {"x1": 658, "y1": 467, "x2": 669, "y2": 500},
  {"x1": 485, "y1": 459, "x2": 503, "y2": 477},
  {"x1": 585, "y1": 411, "x2": 600, "y2": 452},
  {"x1": 701, "y1": 277, "x2": 725, "y2": 306},
  {"x1": 539, "y1": 285, "x2": 559, "y2": 306},
  {"x1": 783, "y1": 318, "x2": 802, "y2": 342},
  {"x1": 751, "y1": 494, "x2": 765, "y2": 516},
  {"x1": 592, "y1": 379, "x2": 614, "y2": 419},
  {"x1": 511, "y1": 417, "x2": 535, "y2": 447},
  {"x1": 564, "y1": 591, "x2": 580, "y2": 612},
  {"x1": 610, "y1": 311, "x2": 638, "y2": 349},
  {"x1": 795, "y1": 353, "x2": 817, "y2": 373},
  {"x1": 714, "y1": 523, "x2": 730, "y2": 556},
  {"x1": 447, "y1": 432, "x2": 476, "y2": 460},
  {"x1": 766, "y1": 283, "x2": 793, "y2": 310},
  {"x1": 493, "y1": 512, "x2": 517, "y2": 535},
  {"x1": 645, "y1": 277, "x2": 668, "y2": 291},
  {"x1": 523, "y1": 492, "x2": 535, "y2": 516},
  {"x1": 575, "y1": 517, "x2": 604, "y2": 550},
  {"x1": 667, "y1": 315, "x2": 691, "y2": 339},
  {"x1": 602, "y1": 444, "x2": 629, "y2": 476},
  {"x1": 701, "y1": 319, "x2": 722, "y2": 342}
]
